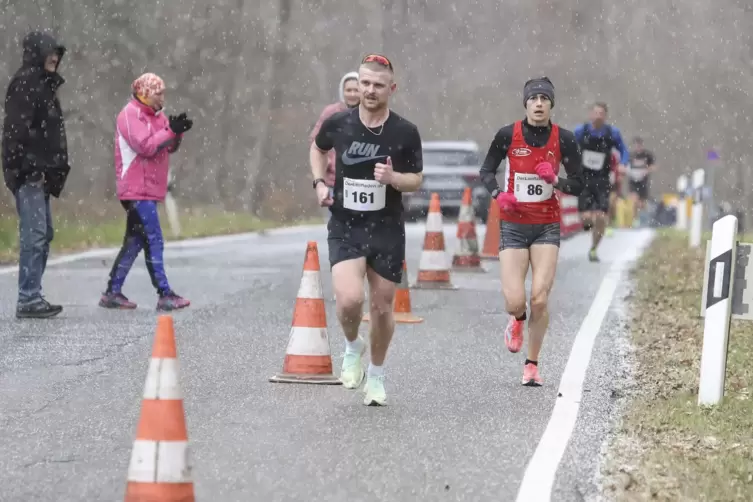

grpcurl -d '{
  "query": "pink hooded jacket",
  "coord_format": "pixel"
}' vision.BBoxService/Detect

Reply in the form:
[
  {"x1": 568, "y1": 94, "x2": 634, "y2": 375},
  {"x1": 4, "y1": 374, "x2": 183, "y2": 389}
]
[
  {"x1": 309, "y1": 71, "x2": 359, "y2": 187},
  {"x1": 114, "y1": 98, "x2": 181, "y2": 201}
]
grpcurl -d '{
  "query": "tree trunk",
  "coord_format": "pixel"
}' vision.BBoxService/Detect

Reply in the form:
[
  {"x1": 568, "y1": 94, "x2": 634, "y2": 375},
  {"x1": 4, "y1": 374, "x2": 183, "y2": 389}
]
[{"x1": 249, "y1": 0, "x2": 292, "y2": 216}]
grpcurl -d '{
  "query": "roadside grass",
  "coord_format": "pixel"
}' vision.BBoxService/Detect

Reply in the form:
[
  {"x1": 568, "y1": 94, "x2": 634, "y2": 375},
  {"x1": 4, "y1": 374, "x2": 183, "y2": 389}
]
[
  {"x1": 601, "y1": 229, "x2": 753, "y2": 501},
  {"x1": 0, "y1": 205, "x2": 323, "y2": 265}
]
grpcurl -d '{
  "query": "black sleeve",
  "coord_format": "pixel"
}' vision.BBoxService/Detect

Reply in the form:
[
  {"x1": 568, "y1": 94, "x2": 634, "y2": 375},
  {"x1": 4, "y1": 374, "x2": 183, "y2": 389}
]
[
  {"x1": 554, "y1": 129, "x2": 585, "y2": 196},
  {"x1": 399, "y1": 125, "x2": 423, "y2": 174},
  {"x1": 313, "y1": 114, "x2": 337, "y2": 152},
  {"x1": 479, "y1": 125, "x2": 513, "y2": 194},
  {"x1": 2, "y1": 77, "x2": 39, "y2": 174}
]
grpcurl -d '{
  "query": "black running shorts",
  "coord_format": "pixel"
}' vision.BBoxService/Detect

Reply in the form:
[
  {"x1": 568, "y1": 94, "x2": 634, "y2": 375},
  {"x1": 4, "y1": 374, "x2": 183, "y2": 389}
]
[
  {"x1": 630, "y1": 180, "x2": 649, "y2": 200},
  {"x1": 500, "y1": 221, "x2": 561, "y2": 250},
  {"x1": 578, "y1": 179, "x2": 611, "y2": 213},
  {"x1": 327, "y1": 216, "x2": 405, "y2": 283}
]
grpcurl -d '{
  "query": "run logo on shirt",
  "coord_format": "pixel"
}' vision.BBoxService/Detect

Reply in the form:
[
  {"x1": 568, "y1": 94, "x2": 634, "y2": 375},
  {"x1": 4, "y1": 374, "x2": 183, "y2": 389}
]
[{"x1": 341, "y1": 141, "x2": 385, "y2": 165}]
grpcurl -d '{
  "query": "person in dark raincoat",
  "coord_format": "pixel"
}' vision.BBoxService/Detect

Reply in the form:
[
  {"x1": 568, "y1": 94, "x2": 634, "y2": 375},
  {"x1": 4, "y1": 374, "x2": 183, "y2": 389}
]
[{"x1": 2, "y1": 31, "x2": 70, "y2": 318}]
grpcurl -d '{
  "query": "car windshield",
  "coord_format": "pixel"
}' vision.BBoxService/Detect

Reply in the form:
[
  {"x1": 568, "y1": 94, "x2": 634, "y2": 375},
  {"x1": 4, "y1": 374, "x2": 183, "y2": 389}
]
[{"x1": 422, "y1": 149, "x2": 480, "y2": 166}]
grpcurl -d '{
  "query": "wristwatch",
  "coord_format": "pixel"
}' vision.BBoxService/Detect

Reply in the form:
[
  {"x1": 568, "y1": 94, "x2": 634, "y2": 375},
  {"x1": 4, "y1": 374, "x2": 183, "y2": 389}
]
[
  {"x1": 491, "y1": 188, "x2": 501, "y2": 199},
  {"x1": 312, "y1": 178, "x2": 325, "y2": 189}
]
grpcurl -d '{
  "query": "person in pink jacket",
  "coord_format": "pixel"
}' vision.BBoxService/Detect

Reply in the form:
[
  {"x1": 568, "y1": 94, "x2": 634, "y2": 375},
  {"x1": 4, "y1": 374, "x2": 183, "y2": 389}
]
[
  {"x1": 309, "y1": 71, "x2": 360, "y2": 190},
  {"x1": 98, "y1": 73, "x2": 193, "y2": 311}
]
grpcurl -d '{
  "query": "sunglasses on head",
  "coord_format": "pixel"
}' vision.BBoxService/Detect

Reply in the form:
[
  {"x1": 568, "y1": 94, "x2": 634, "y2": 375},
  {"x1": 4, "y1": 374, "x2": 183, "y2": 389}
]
[{"x1": 361, "y1": 54, "x2": 393, "y2": 71}]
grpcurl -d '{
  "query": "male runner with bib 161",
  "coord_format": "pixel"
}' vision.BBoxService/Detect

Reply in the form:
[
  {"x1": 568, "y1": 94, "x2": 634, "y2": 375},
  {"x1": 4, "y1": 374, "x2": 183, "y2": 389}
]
[
  {"x1": 479, "y1": 77, "x2": 584, "y2": 386},
  {"x1": 310, "y1": 54, "x2": 423, "y2": 406}
]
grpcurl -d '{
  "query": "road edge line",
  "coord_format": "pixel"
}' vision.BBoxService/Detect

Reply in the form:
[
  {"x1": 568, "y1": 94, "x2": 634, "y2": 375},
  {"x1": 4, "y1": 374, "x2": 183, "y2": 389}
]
[{"x1": 515, "y1": 228, "x2": 655, "y2": 501}]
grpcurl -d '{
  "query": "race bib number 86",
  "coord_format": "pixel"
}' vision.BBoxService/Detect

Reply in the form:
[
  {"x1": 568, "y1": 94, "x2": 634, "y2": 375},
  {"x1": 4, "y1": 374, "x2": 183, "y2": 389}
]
[
  {"x1": 514, "y1": 173, "x2": 553, "y2": 203},
  {"x1": 343, "y1": 177, "x2": 386, "y2": 211}
]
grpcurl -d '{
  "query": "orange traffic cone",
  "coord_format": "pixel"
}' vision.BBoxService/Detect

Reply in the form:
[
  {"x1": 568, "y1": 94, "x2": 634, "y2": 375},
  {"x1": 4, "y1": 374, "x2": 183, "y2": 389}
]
[
  {"x1": 125, "y1": 315, "x2": 195, "y2": 502},
  {"x1": 452, "y1": 187, "x2": 486, "y2": 273},
  {"x1": 480, "y1": 197, "x2": 500, "y2": 260},
  {"x1": 363, "y1": 260, "x2": 423, "y2": 323},
  {"x1": 269, "y1": 241, "x2": 341, "y2": 385},
  {"x1": 412, "y1": 193, "x2": 458, "y2": 290}
]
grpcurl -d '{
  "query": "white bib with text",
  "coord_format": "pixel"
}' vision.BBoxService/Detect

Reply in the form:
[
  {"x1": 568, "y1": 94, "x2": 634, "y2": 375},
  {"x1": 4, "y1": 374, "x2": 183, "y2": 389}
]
[
  {"x1": 582, "y1": 150, "x2": 606, "y2": 171},
  {"x1": 629, "y1": 167, "x2": 648, "y2": 181},
  {"x1": 514, "y1": 173, "x2": 553, "y2": 203},
  {"x1": 343, "y1": 177, "x2": 386, "y2": 211}
]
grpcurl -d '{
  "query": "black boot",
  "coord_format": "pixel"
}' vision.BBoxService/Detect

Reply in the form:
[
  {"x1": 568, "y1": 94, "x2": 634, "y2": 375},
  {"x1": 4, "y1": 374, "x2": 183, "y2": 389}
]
[{"x1": 16, "y1": 298, "x2": 63, "y2": 319}]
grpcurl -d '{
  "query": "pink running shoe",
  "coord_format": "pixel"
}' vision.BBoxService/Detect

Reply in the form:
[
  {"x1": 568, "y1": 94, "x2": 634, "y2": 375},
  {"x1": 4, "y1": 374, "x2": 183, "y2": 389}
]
[
  {"x1": 504, "y1": 316, "x2": 524, "y2": 353},
  {"x1": 522, "y1": 362, "x2": 543, "y2": 387},
  {"x1": 99, "y1": 292, "x2": 137, "y2": 309},
  {"x1": 156, "y1": 291, "x2": 191, "y2": 311}
]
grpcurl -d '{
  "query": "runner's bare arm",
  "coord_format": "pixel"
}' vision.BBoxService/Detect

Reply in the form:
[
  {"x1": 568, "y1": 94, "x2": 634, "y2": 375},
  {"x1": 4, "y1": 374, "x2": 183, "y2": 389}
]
[
  {"x1": 311, "y1": 115, "x2": 336, "y2": 180},
  {"x1": 479, "y1": 125, "x2": 513, "y2": 194},
  {"x1": 553, "y1": 129, "x2": 585, "y2": 196},
  {"x1": 310, "y1": 142, "x2": 329, "y2": 180},
  {"x1": 389, "y1": 125, "x2": 423, "y2": 192},
  {"x1": 390, "y1": 172, "x2": 423, "y2": 192}
]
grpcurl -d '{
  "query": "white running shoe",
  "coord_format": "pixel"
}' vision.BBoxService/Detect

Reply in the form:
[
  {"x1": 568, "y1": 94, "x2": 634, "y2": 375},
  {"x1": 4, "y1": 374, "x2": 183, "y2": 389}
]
[
  {"x1": 363, "y1": 374, "x2": 387, "y2": 406},
  {"x1": 340, "y1": 338, "x2": 365, "y2": 389}
]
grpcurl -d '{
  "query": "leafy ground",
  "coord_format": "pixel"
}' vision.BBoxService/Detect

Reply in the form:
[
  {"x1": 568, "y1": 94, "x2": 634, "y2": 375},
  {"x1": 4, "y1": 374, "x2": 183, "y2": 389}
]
[
  {"x1": 600, "y1": 229, "x2": 753, "y2": 501},
  {"x1": 0, "y1": 204, "x2": 321, "y2": 264}
]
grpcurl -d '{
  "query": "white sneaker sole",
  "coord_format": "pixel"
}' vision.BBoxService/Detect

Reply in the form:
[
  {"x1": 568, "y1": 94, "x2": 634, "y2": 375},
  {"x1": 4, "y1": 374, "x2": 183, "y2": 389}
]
[{"x1": 363, "y1": 393, "x2": 387, "y2": 406}]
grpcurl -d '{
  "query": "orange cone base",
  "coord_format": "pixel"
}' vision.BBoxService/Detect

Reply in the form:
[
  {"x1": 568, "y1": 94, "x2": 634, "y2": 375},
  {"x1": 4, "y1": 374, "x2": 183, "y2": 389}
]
[
  {"x1": 410, "y1": 280, "x2": 458, "y2": 290},
  {"x1": 452, "y1": 263, "x2": 488, "y2": 273},
  {"x1": 362, "y1": 312, "x2": 424, "y2": 324},
  {"x1": 125, "y1": 482, "x2": 195, "y2": 502},
  {"x1": 269, "y1": 373, "x2": 342, "y2": 385},
  {"x1": 452, "y1": 256, "x2": 487, "y2": 272}
]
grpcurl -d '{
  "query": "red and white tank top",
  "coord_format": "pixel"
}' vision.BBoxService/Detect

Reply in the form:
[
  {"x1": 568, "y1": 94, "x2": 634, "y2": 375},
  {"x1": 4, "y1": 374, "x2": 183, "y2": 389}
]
[{"x1": 502, "y1": 120, "x2": 562, "y2": 225}]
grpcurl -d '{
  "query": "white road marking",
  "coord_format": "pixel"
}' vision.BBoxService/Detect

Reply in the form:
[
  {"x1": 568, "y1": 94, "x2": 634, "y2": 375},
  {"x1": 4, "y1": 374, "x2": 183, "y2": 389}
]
[{"x1": 515, "y1": 229, "x2": 655, "y2": 502}]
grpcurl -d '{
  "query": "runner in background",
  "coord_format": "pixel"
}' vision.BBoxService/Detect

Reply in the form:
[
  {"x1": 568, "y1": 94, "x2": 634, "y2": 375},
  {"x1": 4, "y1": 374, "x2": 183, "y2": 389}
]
[
  {"x1": 309, "y1": 71, "x2": 360, "y2": 209},
  {"x1": 625, "y1": 136, "x2": 658, "y2": 227},
  {"x1": 573, "y1": 103, "x2": 630, "y2": 262}
]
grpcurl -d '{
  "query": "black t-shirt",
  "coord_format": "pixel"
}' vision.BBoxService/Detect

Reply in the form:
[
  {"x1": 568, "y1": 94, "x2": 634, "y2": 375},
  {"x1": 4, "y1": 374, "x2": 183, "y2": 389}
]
[
  {"x1": 314, "y1": 107, "x2": 423, "y2": 222},
  {"x1": 628, "y1": 150, "x2": 655, "y2": 184}
]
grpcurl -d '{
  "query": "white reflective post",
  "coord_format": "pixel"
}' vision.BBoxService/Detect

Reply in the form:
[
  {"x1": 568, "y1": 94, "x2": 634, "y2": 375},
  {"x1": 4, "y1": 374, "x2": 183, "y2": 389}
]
[{"x1": 698, "y1": 214, "x2": 737, "y2": 406}]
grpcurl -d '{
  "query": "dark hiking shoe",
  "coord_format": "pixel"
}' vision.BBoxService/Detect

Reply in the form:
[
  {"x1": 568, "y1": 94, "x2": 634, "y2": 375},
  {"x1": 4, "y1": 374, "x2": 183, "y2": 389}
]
[
  {"x1": 16, "y1": 298, "x2": 63, "y2": 319},
  {"x1": 99, "y1": 292, "x2": 138, "y2": 309},
  {"x1": 156, "y1": 291, "x2": 190, "y2": 312}
]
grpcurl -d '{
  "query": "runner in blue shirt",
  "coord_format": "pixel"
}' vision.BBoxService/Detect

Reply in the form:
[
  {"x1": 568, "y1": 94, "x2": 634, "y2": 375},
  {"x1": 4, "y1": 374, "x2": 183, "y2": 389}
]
[{"x1": 573, "y1": 102, "x2": 630, "y2": 262}]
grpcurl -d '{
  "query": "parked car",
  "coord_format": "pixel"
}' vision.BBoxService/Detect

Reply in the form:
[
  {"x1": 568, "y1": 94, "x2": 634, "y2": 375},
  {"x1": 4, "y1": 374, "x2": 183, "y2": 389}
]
[{"x1": 403, "y1": 140, "x2": 490, "y2": 222}]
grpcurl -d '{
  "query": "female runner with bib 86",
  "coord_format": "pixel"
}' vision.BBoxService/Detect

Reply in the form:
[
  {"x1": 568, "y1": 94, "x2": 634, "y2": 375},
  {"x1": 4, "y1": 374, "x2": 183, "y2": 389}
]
[{"x1": 478, "y1": 77, "x2": 584, "y2": 386}]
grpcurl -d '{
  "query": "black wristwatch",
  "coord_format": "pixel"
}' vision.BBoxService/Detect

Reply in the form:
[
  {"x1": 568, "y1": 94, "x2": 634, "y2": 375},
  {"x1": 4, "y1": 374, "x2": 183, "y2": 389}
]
[
  {"x1": 312, "y1": 178, "x2": 325, "y2": 189},
  {"x1": 491, "y1": 188, "x2": 501, "y2": 199}
]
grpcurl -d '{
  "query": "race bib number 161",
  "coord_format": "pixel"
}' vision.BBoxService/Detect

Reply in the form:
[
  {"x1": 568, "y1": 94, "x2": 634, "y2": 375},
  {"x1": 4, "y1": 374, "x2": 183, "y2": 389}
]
[{"x1": 343, "y1": 177, "x2": 386, "y2": 211}]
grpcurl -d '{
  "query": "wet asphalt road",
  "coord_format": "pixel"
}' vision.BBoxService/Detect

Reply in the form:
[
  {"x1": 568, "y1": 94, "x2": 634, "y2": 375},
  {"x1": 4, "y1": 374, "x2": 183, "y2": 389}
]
[{"x1": 0, "y1": 222, "x2": 654, "y2": 501}]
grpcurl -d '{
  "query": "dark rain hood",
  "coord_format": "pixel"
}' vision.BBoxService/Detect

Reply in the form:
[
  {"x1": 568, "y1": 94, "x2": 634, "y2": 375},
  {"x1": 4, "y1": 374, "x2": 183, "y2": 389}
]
[{"x1": 20, "y1": 31, "x2": 67, "y2": 88}]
